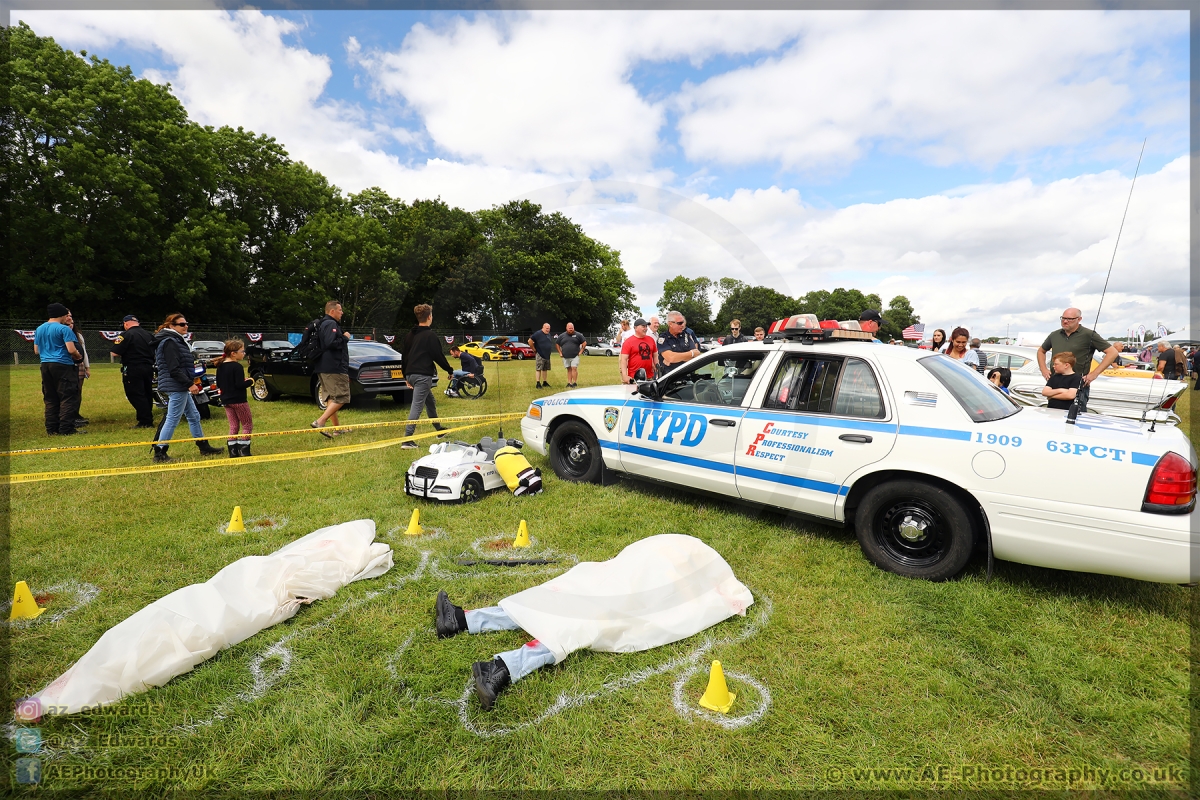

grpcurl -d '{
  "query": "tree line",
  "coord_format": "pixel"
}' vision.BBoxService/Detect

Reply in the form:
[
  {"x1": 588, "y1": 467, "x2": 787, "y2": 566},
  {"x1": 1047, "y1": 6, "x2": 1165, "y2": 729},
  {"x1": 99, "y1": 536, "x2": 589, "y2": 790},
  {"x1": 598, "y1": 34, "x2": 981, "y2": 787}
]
[
  {"x1": 5, "y1": 23, "x2": 637, "y2": 332},
  {"x1": 657, "y1": 277, "x2": 920, "y2": 342}
]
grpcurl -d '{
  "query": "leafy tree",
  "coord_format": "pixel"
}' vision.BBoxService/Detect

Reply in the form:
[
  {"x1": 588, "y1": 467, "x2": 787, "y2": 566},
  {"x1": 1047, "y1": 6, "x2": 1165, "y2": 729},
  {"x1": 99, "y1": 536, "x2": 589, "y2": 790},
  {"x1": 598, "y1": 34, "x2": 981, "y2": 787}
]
[
  {"x1": 715, "y1": 278, "x2": 746, "y2": 303},
  {"x1": 880, "y1": 295, "x2": 919, "y2": 342},
  {"x1": 657, "y1": 276, "x2": 715, "y2": 334},
  {"x1": 714, "y1": 286, "x2": 798, "y2": 334},
  {"x1": 795, "y1": 287, "x2": 882, "y2": 323}
]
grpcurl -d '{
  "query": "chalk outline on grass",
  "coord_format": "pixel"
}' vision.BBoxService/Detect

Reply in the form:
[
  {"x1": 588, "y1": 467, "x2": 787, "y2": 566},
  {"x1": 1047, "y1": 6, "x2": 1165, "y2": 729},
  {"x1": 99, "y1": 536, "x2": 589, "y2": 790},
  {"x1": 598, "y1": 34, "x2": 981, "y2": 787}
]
[{"x1": 442, "y1": 594, "x2": 773, "y2": 738}]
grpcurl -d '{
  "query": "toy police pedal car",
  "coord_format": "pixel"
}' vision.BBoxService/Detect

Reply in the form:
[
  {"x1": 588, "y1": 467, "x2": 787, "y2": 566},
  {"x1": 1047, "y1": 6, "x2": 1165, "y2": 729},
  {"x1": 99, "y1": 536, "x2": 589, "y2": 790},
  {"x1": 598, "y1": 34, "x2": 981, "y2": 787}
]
[
  {"x1": 521, "y1": 315, "x2": 1197, "y2": 585},
  {"x1": 405, "y1": 436, "x2": 543, "y2": 503}
]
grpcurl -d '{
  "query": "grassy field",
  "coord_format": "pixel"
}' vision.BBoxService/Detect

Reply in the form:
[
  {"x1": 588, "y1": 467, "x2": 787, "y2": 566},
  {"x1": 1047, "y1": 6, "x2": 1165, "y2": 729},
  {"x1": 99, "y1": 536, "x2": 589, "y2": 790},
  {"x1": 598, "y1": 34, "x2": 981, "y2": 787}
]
[{"x1": 4, "y1": 357, "x2": 1192, "y2": 792}]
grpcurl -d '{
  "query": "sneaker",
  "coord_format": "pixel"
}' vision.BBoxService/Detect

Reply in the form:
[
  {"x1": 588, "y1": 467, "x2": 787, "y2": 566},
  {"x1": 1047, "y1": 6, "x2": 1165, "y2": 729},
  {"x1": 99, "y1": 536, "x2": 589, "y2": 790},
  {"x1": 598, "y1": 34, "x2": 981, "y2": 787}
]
[
  {"x1": 535, "y1": 382, "x2": 543, "y2": 389},
  {"x1": 471, "y1": 658, "x2": 512, "y2": 711},
  {"x1": 401, "y1": 441, "x2": 418, "y2": 449},
  {"x1": 74, "y1": 417, "x2": 89, "y2": 426},
  {"x1": 152, "y1": 446, "x2": 172, "y2": 463},
  {"x1": 435, "y1": 590, "x2": 467, "y2": 638},
  {"x1": 447, "y1": 390, "x2": 459, "y2": 398}
]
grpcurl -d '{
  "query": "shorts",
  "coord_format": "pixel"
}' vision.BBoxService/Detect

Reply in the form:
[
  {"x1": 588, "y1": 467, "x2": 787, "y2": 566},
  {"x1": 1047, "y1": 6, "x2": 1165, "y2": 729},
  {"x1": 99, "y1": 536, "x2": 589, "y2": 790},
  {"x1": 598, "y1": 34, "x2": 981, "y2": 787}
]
[
  {"x1": 318, "y1": 372, "x2": 351, "y2": 404},
  {"x1": 562, "y1": 356, "x2": 580, "y2": 369},
  {"x1": 535, "y1": 355, "x2": 552, "y2": 371}
]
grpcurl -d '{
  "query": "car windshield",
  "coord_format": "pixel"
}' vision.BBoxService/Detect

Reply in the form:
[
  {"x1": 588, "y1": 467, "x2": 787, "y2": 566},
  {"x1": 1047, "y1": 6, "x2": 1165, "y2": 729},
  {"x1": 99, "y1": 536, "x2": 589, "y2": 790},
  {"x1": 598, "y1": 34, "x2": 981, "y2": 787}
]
[
  {"x1": 193, "y1": 341, "x2": 223, "y2": 349},
  {"x1": 348, "y1": 341, "x2": 400, "y2": 357},
  {"x1": 919, "y1": 354, "x2": 1020, "y2": 422}
]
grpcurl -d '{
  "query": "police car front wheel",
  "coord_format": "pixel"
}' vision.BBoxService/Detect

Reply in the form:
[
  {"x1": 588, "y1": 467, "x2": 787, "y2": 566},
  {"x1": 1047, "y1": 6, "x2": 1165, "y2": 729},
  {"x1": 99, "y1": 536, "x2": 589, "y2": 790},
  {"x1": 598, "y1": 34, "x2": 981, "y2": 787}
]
[
  {"x1": 855, "y1": 480, "x2": 974, "y2": 581},
  {"x1": 548, "y1": 421, "x2": 604, "y2": 483}
]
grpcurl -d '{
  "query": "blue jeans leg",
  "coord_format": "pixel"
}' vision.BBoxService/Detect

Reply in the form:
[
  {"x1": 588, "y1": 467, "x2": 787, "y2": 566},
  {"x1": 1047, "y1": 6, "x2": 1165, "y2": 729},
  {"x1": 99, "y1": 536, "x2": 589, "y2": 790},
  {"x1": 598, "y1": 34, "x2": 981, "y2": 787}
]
[
  {"x1": 465, "y1": 606, "x2": 522, "y2": 634},
  {"x1": 159, "y1": 392, "x2": 203, "y2": 443},
  {"x1": 496, "y1": 641, "x2": 557, "y2": 683}
]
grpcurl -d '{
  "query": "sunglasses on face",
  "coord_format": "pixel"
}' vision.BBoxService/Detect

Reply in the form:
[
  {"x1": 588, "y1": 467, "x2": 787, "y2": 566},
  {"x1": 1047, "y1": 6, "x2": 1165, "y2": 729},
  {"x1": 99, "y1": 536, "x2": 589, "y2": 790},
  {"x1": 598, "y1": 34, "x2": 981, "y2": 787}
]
[
  {"x1": 1061, "y1": 316, "x2": 1080, "y2": 321},
  {"x1": 173, "y1": 322, "x2": 189, "y2": 327}
]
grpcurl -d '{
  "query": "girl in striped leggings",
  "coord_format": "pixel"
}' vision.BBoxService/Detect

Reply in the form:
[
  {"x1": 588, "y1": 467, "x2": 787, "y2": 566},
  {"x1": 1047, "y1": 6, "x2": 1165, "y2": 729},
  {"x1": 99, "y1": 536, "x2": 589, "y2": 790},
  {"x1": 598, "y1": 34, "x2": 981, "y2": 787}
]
[{"x1": 214, "y1": 340, "x2": 255, "y2": 457}]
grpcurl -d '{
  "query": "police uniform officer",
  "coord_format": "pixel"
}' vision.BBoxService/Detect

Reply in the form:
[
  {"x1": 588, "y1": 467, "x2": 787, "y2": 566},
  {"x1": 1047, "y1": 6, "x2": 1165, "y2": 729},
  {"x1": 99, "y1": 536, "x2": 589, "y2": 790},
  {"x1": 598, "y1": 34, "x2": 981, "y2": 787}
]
[
  {"x1": 110, "y1": 315, "x2": 157, "y2": 427},
  {"x1": 656, "y1": 313, "x2": 700, "y2": 377}
]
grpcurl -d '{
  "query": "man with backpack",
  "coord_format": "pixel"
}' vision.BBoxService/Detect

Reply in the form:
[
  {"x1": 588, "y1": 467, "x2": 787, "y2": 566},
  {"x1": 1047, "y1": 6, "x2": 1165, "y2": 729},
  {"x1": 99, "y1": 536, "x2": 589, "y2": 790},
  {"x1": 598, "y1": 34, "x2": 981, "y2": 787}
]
[{"x1": 309, "y1": 300, "x2": 351, "y2": 437}]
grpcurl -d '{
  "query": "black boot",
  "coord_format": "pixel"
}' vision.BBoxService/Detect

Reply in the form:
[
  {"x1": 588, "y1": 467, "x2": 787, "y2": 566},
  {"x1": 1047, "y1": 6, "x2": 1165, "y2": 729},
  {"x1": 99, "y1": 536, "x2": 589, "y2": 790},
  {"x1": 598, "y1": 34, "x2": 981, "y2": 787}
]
[
  {"x1": 471, "y1": 658, "x2": 511, "y2": 711},
  {"x1": 228, "y1": 442, "x2": 240, "y2": 458},
  {"x1": 240, "y1": 441, "x2": 252, "y2": 457},
  {"x1": 152, "y1": 445, "x2": 172, "y2": 463},
  {"x1": 197, "y1": 440, "x2": 224, "y2": 456},
  {"x1": 435, "y1": 590, "x2": 468, "y2": 638}
]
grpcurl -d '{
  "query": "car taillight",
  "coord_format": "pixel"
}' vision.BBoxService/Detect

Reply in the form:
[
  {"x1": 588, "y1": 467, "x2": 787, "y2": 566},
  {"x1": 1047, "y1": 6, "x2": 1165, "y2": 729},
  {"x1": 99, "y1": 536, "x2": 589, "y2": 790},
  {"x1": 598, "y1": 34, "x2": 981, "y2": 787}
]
[
  {"x1": 1142, "y1": 451, "x2": 1196, "y2": 513},
  {"x1": 1160, "y1": 395, "x2": 1178, "y2": 410}
]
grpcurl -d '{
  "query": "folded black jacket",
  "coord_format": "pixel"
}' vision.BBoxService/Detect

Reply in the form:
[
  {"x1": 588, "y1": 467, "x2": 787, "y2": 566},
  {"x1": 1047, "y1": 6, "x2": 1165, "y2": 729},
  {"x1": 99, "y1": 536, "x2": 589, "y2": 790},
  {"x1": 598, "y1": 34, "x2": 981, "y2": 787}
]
[{"x1": 401, "y1": 326, "x2": 453, "y2": 377}]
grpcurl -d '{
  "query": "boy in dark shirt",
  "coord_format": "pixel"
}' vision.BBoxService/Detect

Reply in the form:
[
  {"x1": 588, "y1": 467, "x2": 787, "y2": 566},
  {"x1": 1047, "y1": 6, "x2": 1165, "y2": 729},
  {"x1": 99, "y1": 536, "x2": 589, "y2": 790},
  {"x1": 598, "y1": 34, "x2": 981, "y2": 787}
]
[{"x1": 1042, "y1": 352, "x2": 1082, "y2": 410}]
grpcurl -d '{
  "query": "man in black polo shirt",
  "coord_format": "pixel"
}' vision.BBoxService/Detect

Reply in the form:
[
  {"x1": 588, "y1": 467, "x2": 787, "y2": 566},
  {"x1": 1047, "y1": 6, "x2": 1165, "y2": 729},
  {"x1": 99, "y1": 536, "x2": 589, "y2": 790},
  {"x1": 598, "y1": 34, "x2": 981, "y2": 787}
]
[
  {"x1": 656, "y1": 311, "x2": 700, "y2": 377},
  {"x1": 528, "y1": 323, "x2": 554, "y2": 389},
  {"x1": 110, "y1": 315, "x2": 157, "y2": 428},
  {"x1": 722, "y1": 319, "x2": 748, "y2": 346},
  {"x1": 1037, "y1": 307, "x2": 1119, "y2": 387}
]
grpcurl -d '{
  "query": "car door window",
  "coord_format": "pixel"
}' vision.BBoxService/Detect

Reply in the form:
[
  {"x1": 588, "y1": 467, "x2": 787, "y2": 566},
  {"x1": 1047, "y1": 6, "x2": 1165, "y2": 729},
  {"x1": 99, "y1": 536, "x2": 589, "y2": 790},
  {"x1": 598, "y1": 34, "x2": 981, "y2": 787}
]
[
  {"x1": 659, "y1": 354, "x2": 765, "y2": 405},
  {"x1": 832, "y1": 358, "x2": 886, "y2": 418},
  {"x1": 763, "y1": 356, "x2": 842, "y2": 413}
]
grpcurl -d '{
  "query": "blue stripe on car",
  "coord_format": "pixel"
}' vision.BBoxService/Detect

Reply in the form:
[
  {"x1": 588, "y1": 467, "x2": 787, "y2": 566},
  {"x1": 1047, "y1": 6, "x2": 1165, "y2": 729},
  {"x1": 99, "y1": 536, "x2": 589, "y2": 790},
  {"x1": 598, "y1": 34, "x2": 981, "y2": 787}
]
[{"x1": 1131, "y1": 452, "x2": 1158, "y2": 466}]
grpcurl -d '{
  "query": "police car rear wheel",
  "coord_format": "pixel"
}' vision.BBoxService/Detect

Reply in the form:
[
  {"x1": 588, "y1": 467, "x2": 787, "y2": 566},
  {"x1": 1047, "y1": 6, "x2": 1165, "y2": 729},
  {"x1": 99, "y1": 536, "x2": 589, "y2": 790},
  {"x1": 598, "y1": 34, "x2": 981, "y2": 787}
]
[
  {"x1": 251, "y1": 374, "x2": 278, "y2": 402},
  {"x1": 855, "y1": 481, "x2": 974, "y2": 581},
  {"x1": 460, "y1": 473, "x2": 484, "y2": 503},
  {"x1": 549, "y1": 421, "x2": 603, "y2": 483}
]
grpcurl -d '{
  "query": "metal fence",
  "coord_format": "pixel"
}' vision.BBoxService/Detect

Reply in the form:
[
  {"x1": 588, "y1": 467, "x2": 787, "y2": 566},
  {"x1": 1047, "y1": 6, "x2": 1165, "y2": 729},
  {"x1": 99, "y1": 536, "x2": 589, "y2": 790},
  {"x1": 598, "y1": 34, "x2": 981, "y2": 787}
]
[{"x1": 5, "y1": 321, "x2": 609, "y2": 364}]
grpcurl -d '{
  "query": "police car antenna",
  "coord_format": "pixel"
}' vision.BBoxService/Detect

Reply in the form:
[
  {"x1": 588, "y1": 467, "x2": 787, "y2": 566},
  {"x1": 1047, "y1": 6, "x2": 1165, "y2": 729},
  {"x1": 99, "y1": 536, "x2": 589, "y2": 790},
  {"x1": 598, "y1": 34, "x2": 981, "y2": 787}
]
[{"x1": 1067, "y1": 138, "x2": 1146, "y2": 426}]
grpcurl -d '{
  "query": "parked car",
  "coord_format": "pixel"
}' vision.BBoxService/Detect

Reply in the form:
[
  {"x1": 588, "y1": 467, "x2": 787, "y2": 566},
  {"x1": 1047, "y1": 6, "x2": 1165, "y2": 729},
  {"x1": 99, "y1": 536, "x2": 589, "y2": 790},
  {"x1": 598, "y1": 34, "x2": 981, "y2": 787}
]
[
  {"x1": 256, "y1": 339, "x2": 294, "y2": 357},
  {"x1": 487, "y1": 338, "x2": 534, "y2": 360},
  {"x1": 190, "y1": 340, "x2": 225, "y2": 366},
  {"x1": 584, "y1": 340, "x2": 618, "y2": 356},
  {"x1": 523, "y1": 325, "x2": 1197, "y2": 584},
  {"x1": 980, "y1": 345, "x2": 1185, "y2": 422},
  {"x1": 461, "y1": 340, "x2": 511, "y2": 361},
  {"x1": 248, "y1": 340, "x2": 420, "y2": 408}
]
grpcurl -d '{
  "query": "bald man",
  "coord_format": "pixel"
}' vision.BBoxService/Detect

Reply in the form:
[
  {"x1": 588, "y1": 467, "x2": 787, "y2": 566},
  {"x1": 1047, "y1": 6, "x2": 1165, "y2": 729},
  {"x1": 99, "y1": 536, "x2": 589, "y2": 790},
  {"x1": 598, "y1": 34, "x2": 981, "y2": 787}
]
[{"x1": 1037, "y1": 307, "x2": 1118, "y2": 387}]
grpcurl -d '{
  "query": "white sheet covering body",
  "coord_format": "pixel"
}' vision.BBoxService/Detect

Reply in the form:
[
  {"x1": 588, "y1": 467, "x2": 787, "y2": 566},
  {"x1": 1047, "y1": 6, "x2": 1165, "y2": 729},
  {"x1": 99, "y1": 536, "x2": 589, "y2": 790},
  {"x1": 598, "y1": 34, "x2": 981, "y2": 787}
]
[
  {"x1": 34, "y1": 520, "x2": 393, "y2": 715},
  {"x1": 497, "y1": 533, "x2": 752, "y2": 664}
]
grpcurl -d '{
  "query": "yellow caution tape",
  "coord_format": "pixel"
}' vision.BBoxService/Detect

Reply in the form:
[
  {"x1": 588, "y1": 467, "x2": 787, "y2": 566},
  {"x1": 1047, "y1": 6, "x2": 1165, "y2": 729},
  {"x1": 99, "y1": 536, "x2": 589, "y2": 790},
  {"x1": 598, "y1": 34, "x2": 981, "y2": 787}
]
[
  {"x1": 5, "y1": 418, "x2": 518, "y2": 485},
  {"x1": 1, "y1": 411, "x2": 525, "y2": 457}
]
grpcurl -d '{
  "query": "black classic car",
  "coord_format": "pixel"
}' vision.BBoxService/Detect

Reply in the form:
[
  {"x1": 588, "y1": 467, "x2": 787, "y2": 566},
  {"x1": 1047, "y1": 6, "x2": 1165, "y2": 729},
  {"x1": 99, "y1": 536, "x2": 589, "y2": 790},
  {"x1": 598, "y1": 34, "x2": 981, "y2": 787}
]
[{"x1": 248, "y1": 339, "x2": 425, "y2": 408}]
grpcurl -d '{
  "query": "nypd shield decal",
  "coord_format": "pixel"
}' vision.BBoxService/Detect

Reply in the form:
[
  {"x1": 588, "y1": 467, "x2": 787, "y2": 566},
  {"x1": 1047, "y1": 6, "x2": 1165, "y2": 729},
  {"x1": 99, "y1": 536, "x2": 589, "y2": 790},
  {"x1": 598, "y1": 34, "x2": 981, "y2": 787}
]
[{"x1": 603, "y1": 407, "x2": 619, "y2": 431}]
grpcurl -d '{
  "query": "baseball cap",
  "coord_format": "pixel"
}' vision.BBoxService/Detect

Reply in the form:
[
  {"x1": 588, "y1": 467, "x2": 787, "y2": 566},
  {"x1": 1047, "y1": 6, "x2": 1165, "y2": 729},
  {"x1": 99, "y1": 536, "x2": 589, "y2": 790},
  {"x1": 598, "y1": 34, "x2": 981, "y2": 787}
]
[
  {"x1": 859, "y1": 309, "x2": 883, "y2": 323},
  {"x1": 634, "y1": 318, "x2": 649, "y2": 327},
  {"x1": 123, "y1": 315, "x2": 138, "y2": 322}
]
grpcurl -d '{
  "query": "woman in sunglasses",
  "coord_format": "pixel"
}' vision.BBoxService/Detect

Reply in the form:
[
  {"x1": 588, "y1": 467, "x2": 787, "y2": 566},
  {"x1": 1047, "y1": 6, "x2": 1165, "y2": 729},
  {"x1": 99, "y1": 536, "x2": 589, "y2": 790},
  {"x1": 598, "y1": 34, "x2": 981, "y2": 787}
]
[{"x1": 150, "y1": 313, "x2": 224, "y2": 462}]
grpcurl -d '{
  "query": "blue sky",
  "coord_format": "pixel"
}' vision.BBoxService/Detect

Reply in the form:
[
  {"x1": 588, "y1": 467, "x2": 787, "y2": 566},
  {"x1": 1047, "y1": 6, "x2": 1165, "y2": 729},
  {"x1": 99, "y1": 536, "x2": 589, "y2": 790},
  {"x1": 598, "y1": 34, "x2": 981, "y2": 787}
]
[{"x1": 24, "y1": 9, "x2": 1191, "y2": 337}]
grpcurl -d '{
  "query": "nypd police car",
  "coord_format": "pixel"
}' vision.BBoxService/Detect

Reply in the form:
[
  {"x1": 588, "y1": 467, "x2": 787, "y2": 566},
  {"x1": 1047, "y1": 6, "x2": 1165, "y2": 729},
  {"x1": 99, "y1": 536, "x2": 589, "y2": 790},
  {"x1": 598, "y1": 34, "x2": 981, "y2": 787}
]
[{"x1": 520, "y1": 316, "x2": 1196, "y2": 584}]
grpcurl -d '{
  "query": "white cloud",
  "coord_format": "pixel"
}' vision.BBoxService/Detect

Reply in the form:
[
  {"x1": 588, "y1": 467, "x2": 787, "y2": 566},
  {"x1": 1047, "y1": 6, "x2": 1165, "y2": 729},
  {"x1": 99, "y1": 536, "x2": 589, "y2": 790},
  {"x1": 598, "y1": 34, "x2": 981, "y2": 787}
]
[{"x1": 676, "y1": 10, "x2": 1186, "y2": 171}]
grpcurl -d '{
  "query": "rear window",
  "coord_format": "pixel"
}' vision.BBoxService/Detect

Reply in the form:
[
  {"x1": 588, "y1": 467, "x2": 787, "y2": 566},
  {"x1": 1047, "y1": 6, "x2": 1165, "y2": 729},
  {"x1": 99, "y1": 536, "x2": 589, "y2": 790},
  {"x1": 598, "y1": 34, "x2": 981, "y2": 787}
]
[{"x1": 920, "y1": 355, "x2": 1020, "y2": 422}]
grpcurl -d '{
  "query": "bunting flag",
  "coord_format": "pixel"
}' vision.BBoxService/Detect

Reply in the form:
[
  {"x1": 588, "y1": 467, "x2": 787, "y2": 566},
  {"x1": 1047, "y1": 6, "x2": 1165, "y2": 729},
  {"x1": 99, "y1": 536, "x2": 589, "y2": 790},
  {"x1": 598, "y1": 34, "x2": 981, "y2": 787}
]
[
  {"x1": 100, "y1": 331, "x2": 123, "y2": 341},
  {"x1": 245, "y1": 332, "x2": 263, "y2": 342},
  {"x1": 901, "y1": 323, "x2": 925, "y2": 340},
  {"x1": 445, "y1": 336, "x2": 455, "y2": 344},
  {"x1": 14, "y1": 330, "x2": 36, "y2": 342},
  {"x1": 383, "y1": 335, "x2": 395, "y2": 343}
]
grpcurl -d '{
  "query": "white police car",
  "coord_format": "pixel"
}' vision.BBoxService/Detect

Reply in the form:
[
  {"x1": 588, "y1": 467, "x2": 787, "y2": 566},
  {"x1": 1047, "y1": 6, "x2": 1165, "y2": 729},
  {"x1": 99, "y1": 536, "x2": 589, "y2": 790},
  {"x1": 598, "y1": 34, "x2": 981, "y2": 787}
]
[{"x1": 521, "y1": 318, "x2": 1196, "y2": 584}]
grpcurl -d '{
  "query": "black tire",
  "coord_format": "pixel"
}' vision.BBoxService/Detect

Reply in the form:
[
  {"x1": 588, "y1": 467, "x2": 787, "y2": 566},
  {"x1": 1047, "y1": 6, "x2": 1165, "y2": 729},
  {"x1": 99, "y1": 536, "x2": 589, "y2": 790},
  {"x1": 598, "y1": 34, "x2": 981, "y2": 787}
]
[
  {"x1": 854, "y1": 480, "x2": 975, "y2": 581},
  {"x1": 251, "y1": 373, "x2": 278, "y2": 402},
  {"x1": 548, "y1": 420, "x2": 605, "y2": 483},
  {"x1": 515, "y1": 352, "x2": 526, "y2": 360},
  {"x1": 196, "y1": 401, "x2": 212, "y2": 420},
  {"x1": 605, "y1": 349, "x2": 613, "y2": 357},
  {"x1": 459, "y1": 376, "x2": 487, "y2": 400},
  {"x1": 459, "y1": 473, "x2": 485, "y2": 504},
  {"x1": 312, "y1": 379, "x2": 329, "y2": 410}
]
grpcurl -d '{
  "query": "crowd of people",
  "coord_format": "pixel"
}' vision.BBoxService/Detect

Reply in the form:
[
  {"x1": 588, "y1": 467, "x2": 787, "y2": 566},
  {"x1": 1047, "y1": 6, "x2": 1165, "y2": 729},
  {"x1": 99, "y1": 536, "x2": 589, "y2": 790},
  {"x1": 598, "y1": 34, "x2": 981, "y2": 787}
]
[{"x1": 30, "y1": 299, "x2": 1196, "y2": 460}]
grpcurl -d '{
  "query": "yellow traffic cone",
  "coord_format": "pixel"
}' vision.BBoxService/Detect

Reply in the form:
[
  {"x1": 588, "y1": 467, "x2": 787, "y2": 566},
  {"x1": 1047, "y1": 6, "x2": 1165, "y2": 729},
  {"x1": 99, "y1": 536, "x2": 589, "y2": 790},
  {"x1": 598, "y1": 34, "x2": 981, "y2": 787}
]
[
  {"x1": 512, "y1": 520, "x2": 531, "y2": 548},
  {"x1": 227, "y1": 506, "x2": 246, "y2": 534},
  {"x1": 698, "y1": 660, "x2": 735, "y2": 713},
  {"x1": 9, "y1": 581, "x2": 46, "y2": 621},
  {"x1": 404, "y1": 508, "x2": 424, "y2": 536}
]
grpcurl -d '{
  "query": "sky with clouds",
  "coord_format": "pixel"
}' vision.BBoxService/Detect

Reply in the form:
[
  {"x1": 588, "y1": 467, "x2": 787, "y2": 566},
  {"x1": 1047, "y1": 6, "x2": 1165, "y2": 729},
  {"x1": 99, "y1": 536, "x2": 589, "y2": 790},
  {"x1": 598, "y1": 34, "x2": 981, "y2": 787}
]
[{"x1": 20, "y1": 8, "x2": 1189, "y2": 339}]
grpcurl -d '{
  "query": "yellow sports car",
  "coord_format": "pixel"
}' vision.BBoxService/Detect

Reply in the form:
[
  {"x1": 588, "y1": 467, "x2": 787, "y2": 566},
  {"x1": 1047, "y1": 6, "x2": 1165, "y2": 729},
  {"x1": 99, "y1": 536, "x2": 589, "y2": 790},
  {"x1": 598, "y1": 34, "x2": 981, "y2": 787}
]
[{"x1": 460, "y1": 341, "x2": 511, "y2": 361}]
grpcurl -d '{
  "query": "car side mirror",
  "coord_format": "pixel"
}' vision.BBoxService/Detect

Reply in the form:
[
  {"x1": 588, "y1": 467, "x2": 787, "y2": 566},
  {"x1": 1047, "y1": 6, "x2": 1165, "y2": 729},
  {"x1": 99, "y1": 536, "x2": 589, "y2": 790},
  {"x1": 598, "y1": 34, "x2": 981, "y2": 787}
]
[
  {"x1": 633, "y1": 369, "x2": 659, "y2": 399},
  {"x1": 634, "y1": 368, "x2": 647, "y2": 381}
]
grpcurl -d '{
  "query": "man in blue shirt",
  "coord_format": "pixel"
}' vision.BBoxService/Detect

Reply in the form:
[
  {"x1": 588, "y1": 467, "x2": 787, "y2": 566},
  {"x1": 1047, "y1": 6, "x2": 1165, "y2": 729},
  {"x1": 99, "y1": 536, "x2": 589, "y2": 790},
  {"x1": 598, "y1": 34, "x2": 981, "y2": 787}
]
[{"x1": 34, "y1": 303, "x2": 83, "y2": 435}]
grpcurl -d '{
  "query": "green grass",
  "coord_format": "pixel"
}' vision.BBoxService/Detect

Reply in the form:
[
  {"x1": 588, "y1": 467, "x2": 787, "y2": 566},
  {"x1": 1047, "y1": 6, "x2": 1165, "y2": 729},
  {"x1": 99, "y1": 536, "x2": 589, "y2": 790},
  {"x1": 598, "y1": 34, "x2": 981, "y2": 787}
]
[{"x1": 5, "y1": 358, "x2": 1192, "y2": 792}]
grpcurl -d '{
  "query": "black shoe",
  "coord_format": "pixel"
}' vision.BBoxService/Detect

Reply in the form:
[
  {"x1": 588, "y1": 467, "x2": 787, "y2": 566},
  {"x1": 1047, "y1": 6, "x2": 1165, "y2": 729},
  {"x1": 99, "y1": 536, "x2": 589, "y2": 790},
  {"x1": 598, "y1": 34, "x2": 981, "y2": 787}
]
[
  {"x1": 228, "y1": 443, "x2": 241, "y2": 458},
  {"x1": 59, "y1": 428, "x2": 78, "y2": 436},
  {"x1": 401, "y1": 441, "x2": 418, "y2": 450},
  {"x1": 152, "y1": 445, "x2": 172, "y2": 463},
  {"x1": 240, "y1": 442, "x2": 252, "y2": 457},
  {"x1": 196, "y1": 440, "x2": 224, "y2": 456},
  {"x1": 47, "y1": 430, "x2": 58, "y2": 436},
  {"x1": 435, "y1": 590, "x2": 467, "y2": 638},
  {"x1": 134, "y1": 422, "x2": 155, "y2": 429},
  {"x1": 74, "y1": 417, "x2": 89, "y2": 425},
  {"x1": 471, "y1": 658, "x2": 511, "y2": 711},
  {"x1": 536, "y1": 382, "x2": 542, "y2": 388}
]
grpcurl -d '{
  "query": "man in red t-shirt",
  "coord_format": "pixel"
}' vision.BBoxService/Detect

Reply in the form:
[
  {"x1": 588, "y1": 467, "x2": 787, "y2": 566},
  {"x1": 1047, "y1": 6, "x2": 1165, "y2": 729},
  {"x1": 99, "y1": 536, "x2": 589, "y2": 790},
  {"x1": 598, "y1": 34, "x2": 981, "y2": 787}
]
[{"x1": 620, "y1": 319, "x2": 658, "y2": 384}]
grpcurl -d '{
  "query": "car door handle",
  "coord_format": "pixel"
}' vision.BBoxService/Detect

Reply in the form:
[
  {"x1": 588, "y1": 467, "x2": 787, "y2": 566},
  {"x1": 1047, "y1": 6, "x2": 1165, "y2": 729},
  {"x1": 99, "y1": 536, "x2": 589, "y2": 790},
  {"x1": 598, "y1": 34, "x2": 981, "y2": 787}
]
[
  {"x1": 709, "y1": 418, "x2": 736, "y2": 427},
  {"x1": 838, "y1": 434, "x2": 873, "y2": 443}
]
